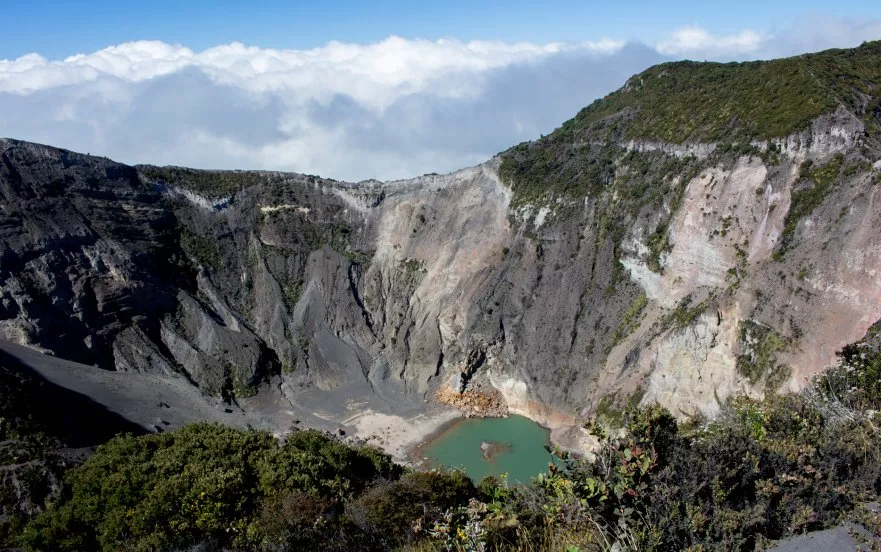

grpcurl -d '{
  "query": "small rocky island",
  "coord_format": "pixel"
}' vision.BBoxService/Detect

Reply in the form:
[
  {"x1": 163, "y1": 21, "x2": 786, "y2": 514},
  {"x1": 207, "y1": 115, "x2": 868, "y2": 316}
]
[{"x1": 480, "y1": 440, "x2": 511, "y2": 460}]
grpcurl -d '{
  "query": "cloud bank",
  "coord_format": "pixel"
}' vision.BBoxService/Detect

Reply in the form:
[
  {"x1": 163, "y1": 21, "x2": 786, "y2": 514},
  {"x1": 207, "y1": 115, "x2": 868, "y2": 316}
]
[
  {"x1": 656, "y1": 26, "x2": 765, "y2": 57},
  {"x1": 1, "y1": 19, "x2": 879, "y2": 181}
]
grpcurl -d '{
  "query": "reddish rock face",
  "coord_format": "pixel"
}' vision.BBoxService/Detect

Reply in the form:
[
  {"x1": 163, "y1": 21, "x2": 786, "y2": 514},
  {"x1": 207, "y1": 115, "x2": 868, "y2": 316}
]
[{"x1": 435, "y1": 384, "x2": 508, "y2": 418}]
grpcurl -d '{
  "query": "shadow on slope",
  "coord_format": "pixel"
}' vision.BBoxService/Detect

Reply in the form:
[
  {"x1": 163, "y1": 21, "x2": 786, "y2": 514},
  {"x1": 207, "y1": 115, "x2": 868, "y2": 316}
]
[{"x1": 0, "y1": 346, "x2": 146, "y2": 446}]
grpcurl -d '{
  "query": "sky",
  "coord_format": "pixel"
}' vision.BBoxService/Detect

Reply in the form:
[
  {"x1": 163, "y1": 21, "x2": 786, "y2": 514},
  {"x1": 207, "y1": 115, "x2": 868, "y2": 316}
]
[{"x1": 1, "y1": 1, "x2": 881, "y2": 181}]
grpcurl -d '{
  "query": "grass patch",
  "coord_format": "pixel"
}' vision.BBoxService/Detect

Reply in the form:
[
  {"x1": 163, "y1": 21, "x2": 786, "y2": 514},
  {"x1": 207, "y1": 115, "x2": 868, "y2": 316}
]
[
  {"x1": 594, "y1": 387, "x2": 647, "y2": 430},
  {"x1": 282, "y1": 279, "x2": 303, "y2": 311},
  {"x1": 664, "y1": 295, "x2": 709, "y2": 331},
  {"x1": 610, "y1": 292, "x2": 648, "y2": 348},
  {"x1": 736, "y1": 320, "x2": 791, "y2": 390},
  {"x1": 139, "y1": 165, "x2": 280, "y2": 199},
  {"x1": 778, "y1": 153, "x2": 844, "y2": 254},
  {"x1": 179, "y1": 227, "x2": 221, "y2": 269},
  {"x1": 563, "y1": 41, "x2": 881, "y2": 144},
  {"x1": 402, "y1": 258, "x2": 427, "y2": 277},
  {"x1": 645, "y1": 223, "x2": 671, "y2": 273}
]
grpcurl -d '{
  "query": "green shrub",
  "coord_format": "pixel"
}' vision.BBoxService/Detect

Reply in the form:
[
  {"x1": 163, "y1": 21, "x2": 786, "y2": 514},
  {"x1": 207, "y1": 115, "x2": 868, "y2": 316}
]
[
  {"x1": 139, "y1": 165, "x2": 276, "y2": 199},
  {"x1": 609, "y1": 292, "x2": 648, "y2": 348},
  {"x1": 778, "y1": 153, "x2": 845, "y2": 253},
  {"x1": 180, "y1": 227, "x2": 221, "y2": 268},
  {"x1": 736, "y1": 320, "x2": 790, "y2": 388},
  {"x1": 815, "y1": 320, "x2": 881, "y2": 410},
  {"x1": 665, "y1": 295, "x2": 709, "y2": 330},
  {"x1": 255, "y1": 489, "x2": 335, "y2": 549},
  {"x1": 22, "y1": 425, "x2": 399, "y2": 551},
  {"x1": 446, "y1": 331, "x2": 881, "y2": 551},
  {"x1": 347, "y1": 470, "x2": 475, "y2": 547},
  {"x1": 521, "y1": 389, "x2": 880, "y2": 551}
]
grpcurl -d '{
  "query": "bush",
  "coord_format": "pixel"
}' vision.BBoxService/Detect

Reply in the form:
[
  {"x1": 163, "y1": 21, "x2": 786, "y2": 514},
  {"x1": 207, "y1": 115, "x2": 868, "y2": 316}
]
[
  {"x1": 736, "y1": 320, "x2": 791, "y2": 390},
  {"x1": 815, "y1": 320, "x2": 881, "y2": 410},
  {"x1": 347, "y1": 470, "x2": 475, "y2": 546},
  {"x1": 22, "y1": 425, "x2": 399, "y2": 551},
  {"x1": 778, "y1": 153, "x2": 845, "y2": 253}
]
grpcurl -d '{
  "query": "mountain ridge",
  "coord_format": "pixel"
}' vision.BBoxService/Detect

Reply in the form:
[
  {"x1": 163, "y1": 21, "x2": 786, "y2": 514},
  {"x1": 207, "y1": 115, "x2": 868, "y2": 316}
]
[{"x1": 1, "y1": 41, "x2": 880, "y2": 454}]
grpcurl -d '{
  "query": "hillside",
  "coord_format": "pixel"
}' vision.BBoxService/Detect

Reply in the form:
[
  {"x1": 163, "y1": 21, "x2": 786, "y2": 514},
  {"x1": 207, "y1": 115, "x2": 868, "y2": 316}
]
[
  {"x1": 0, "y1": 41, "x2": 880, "y2": 450},
  {"x1": 500, "y1": 41, "x2": 881, "y2": 211},
  {"x1": 570, "y1": 40, "x2": 881, "y2": 143},
  {"x1": 2, "y1": 39, "x2": 881, "y2": 551},
  {"x1": 9, "y1": 328, "x2": 881, "y2": 550}
]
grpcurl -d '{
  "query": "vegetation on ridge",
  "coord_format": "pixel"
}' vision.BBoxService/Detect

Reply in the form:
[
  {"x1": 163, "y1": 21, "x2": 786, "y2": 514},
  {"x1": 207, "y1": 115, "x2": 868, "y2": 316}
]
[
  {"x1": 138, "y1": 165, "x2": 286, "y2": 199},
  {"x1": 777, "y1": 152, "x2": 845, "y2": 254},
  {"x1": 566, "y1": 40, "x2": 881, "y2": 144},
  {"x1": 736, "y1": 320, "x2": 792, "y2": 392},
  {"x1": 22, "y1": 426, "x2": 406, "y2": 551},
  {"x1": 499, "y1": 41, "x2": 881, "y2": 206}
]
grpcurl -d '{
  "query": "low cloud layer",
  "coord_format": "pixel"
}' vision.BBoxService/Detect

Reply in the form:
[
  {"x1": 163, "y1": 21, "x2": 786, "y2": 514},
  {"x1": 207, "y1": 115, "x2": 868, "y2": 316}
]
[
  {"x1": 1, "y1": 19, "x2": 879, "y2": 181},
  {"x1": 656, "y1": 26, "x2": 765, "y2": 57}
]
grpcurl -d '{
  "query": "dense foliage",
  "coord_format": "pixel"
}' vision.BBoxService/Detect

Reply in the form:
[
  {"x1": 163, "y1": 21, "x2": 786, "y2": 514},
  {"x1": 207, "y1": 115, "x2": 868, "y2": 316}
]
[
  {"x1": 735, "y1": 320, "x2": 791, "y2": 392},
  {"x1": 0, "y1": 357, "x2": 143, "y2": 548},
  {"x1": 816, "y1": 321, "x2": 881, "y2": 411},
  {"x1": 500, "y1": 41, "x2": 881, "y2": 206},
  {"x1": 419, "y1": 329, "x2": 881, "y2": 551},
  {"x1": 568, "y1": 40, "x2": 881, "y2": 144},
  {"x1": 138, "y1": 165, "x2": 288, "y2": 199},
  {"x1": 778, "y1": 153, "x2": 846, "y2": 253},
  {"x1": 21, "y1": 425, "x2": 405, "y2": 551},
  {"x1": 0, "y1": 367, "x2": 66, "y2": 546}
]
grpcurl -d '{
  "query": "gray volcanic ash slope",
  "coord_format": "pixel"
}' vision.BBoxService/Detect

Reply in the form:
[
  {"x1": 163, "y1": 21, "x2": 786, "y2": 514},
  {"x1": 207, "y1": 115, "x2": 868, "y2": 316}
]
[{"x1": 2, "y1": 42, "x2": 881, "y2": 448}]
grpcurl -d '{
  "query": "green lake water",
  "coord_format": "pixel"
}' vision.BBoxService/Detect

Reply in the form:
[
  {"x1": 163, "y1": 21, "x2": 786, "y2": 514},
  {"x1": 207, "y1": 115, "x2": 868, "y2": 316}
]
[{"x1": 422, "y1": 415, "x2": 558, "y2": 483}]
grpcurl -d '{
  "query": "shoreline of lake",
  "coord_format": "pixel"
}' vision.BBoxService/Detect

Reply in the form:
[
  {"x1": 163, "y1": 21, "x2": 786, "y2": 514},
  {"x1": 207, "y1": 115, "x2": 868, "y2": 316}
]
[{"x1": 407, "y1": 414, "x2": 466, "y2": 466}]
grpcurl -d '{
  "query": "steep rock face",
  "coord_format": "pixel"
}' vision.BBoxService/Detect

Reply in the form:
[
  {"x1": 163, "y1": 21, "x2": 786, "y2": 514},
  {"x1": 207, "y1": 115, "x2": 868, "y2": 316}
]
[
  {"x1": 572, "y1": 119, "x2": 881, "y2": 420},
  {"x1": 2, "y1": 43, "x2": 881, "y2": 435},
  {"x1": 0, "y1": 141, "x2": 275, "y2": 396},
  {"x1": 361, "y1": 166, "x2": 512, "y2": 394},
  {"x1": 0, "y1": 142, "x2": 181, "y2": 365}
]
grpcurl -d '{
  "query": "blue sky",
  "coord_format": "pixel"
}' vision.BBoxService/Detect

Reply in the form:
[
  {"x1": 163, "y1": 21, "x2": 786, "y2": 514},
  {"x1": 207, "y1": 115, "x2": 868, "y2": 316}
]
[
  {"x1": 1, "y1": 2, "x2": 880, "y2": 180},
  {"x1": 4, "y1": 0, "x2": 880, "y2": 60}
]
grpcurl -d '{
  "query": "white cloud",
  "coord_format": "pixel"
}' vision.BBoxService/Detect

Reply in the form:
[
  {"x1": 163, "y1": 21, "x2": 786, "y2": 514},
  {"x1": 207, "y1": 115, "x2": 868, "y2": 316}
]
[
  {"x1": 0, "y1": 19, "x2": 878, "y2": 181},
  {"x1": 759, "y1": 16, "x2": 881, "y2": 58},
  {"x1": 655, "y1": 18, "x2": 881, "y2": 60},
  {"x1": 0, "y1": 36, "x2": 639, "y2": 180},
  {"x1": 0, "y1": 37, "x2": 624, "y2": 106},
  {"x1": 656, "y1": 26, "x2": 765, "y2": 57}
]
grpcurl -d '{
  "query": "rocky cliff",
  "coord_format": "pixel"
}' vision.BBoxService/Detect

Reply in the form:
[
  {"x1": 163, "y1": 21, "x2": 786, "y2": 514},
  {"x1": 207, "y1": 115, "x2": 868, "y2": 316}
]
[{"x1": 2, "y1": 42, "x2": 881, "y2": 442}]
